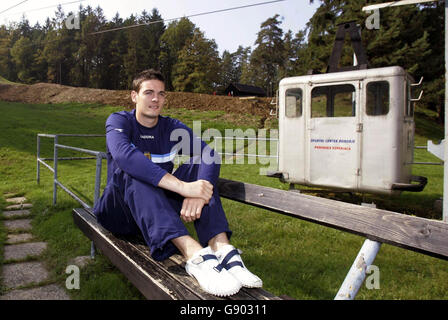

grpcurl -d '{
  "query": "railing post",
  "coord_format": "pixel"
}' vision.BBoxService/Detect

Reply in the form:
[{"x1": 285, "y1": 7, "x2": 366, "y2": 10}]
[
  {"x1": 93, "y1": 153, "x2": 103, "y2": 207},
  {"x1": 53, "y1": 135, "x2": 58, "y2": 206},
  {"x1": 37, "y1": 135, "x2": 41, "y2": 184},
  {"x1": 91, "y1": 152, "x2": 105, "y2": 260}
]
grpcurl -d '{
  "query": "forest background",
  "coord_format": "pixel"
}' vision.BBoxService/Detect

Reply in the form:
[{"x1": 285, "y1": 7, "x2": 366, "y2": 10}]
[{"x1": 0, "y1": 1, "x2": 444, "y2": 121}]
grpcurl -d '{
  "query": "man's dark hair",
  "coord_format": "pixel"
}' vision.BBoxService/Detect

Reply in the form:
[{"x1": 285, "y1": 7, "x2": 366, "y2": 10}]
[{"x1": 132, "y1": 69, "x2": 165, "y2": 93}]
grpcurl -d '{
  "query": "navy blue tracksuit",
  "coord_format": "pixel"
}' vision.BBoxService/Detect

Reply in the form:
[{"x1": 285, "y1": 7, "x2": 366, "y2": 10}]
[{"x1": 94, "y1": 110, "x2": 231, "y2": 261}]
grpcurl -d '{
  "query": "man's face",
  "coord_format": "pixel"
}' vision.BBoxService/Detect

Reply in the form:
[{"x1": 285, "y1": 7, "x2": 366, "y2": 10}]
[{"x1": 131, "y1": 79, "x2": 166, "y2": 123}]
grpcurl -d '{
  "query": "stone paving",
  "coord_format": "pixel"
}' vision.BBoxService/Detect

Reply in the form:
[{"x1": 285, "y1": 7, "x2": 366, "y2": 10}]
[{"x1": 1, "y1": 194, "x2": 70, "y2": 300}]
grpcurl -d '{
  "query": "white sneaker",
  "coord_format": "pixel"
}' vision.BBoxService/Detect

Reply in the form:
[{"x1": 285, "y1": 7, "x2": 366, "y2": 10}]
[
  {"x1": 185, "y1": 246, "x2": 242, "y2": 297},
  {"x1": 215, "y1": 244, "x2": 263, "y2": 288}
]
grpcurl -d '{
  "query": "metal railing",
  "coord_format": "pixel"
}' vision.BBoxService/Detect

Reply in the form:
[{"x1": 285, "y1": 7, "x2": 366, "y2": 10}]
[
  {"x1": 37, "y1": 134, "x2": 107, "y2": 209},
  {"x1": 212, "y1": 136, "x2": 279, "y2": 160},
  {"x1": 413, "y1": 145, "x2": 444, "y2": 165},
  {"x1": 37, "y1": 133, "x2": 279, "y2": 209},
  {"x1": 37, "y1": 133, "x2": 107, "y2": 258},
  {"x1": 36, "y1": 132, "x2": 278, "y2": 259}
]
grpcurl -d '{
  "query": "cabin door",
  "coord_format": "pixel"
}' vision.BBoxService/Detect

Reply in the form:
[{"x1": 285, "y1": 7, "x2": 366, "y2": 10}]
[{"x1": 306, "y1": 81, "x2": 361, "y2": 190}]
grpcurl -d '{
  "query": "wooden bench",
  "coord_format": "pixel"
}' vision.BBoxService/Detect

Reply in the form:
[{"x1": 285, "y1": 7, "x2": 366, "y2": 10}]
[
  {"x1": 72, "y1": 207, "x2": 283, "y2": 300},
  {"x1": 72, "y1": 178, "x2": 448, "y2": 300}
]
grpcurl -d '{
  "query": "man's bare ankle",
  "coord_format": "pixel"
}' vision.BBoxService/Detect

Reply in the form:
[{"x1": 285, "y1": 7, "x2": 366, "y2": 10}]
[
  {"x1": 171, "y1": 235, "x2": 203, "y2": 260},
  {"x1": 208, "y1": 232, "x2": 230, "y2": 252}
]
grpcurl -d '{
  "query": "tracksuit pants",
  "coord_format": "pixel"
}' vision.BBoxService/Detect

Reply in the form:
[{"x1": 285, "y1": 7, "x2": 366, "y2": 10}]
[{"x1": 93, "y1": 161, "x2": 232, "y2": 261}]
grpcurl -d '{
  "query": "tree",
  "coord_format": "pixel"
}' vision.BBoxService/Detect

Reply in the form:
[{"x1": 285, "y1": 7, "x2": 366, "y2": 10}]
[
  {"x1": 141, "y1": 8, "x2": 165, "y2": 70},
  {"x1": 159, "y1": 17, "x2": 196, "y2": 90},
  {"x1": 122, "y1": 9, "x2": 166, "y2": 88},
  {"x1": 70, "y1": 5, "x2": 106, "y2": 87},
  {"x1": 220, "y1": 50, "x2": 234, "y2": 87},
  {"x1": 41, "y1": 29, "x2": 62, "y2": 83},
  {"x1": 0, "y1": 26, "x2": 17, "y2": 81},
  {"x1": 246, "y1": 14, "x2": 285, "y2": 96},
  {"x1": 172, "y1": 28, "x2": 220, "y2": 93},
  {"x1": 279, "y1": 29, "x2": 306, "y2": 79},
  {"x1": 10, "y1": 36, "x2": 35, "y2": 83},
  {"x1": 104, "y1": 13, "x2": 128, "y2": 89},
  {"x1": 218, "y1": 46, "x2": 251, "y2": 93}
]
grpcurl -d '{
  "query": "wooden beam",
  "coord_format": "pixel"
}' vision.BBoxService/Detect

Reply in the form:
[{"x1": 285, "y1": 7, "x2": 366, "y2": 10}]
[
  {"x1": 72, "y1": 207, "x2": 281, "y2": 300},
  {"x1": 217, "y1": 178, "x2": 448, "y2": 261}
]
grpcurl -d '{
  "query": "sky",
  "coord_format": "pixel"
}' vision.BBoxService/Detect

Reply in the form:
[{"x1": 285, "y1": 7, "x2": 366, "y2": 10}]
[{"x1": 0, "y1": 0, "x2": 321, "y2": 54}]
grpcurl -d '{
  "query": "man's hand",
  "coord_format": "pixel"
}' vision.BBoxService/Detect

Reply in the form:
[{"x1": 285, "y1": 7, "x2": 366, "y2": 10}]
[
  {"x1": 181, "y1": 179, "x2": 213, "y2": 203},
  {"x1": 180, "y1": 198, "x2": 206, "y2": 222},
  {"x1": 158, "y1": 173, "x2": 213, "y2": 203}
]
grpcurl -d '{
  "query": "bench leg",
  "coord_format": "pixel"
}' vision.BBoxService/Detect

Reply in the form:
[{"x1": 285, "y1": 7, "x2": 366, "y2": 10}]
[
  {"x1": 334, "y1": 238, "x2": 381, "y2": 300},
  {"x1": 90, "y1": 241, "x2": 96, "y2": 259}
]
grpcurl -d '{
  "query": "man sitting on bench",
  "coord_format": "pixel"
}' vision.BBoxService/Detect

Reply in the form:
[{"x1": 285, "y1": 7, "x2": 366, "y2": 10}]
[{"x1": 94, "y1": 69, "x2": 262, "y2": 297}]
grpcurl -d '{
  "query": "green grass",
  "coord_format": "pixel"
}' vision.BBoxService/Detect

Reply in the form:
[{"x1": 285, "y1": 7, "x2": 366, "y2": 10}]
[{"x1": 0, "y1": 100, "x2": 446, "y2": 300}]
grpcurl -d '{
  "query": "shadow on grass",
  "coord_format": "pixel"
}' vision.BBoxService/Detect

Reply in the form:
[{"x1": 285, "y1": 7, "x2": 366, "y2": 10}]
[
  {"x1": 311, "y1": 190, "x2": 442, "y2": 220},
  {"x1": 61, "y1": 185, "x2": 94, "y2": 208}
]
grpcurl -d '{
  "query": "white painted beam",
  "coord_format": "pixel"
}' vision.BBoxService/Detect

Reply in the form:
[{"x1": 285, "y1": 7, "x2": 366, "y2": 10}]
[{"x1": 362, "y1": 0, "x2": 438, "y2": 11}]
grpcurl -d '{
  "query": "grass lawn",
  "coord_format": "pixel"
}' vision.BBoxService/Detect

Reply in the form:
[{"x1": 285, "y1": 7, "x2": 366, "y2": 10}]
[{"x1": 0, "y1": 101, "x2": 446, "y2": 300}]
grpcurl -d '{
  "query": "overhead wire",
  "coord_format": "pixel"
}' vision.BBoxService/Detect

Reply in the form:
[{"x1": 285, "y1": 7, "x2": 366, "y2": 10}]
[
  {"x1": 6, "y1": 0, "x2": 86, "y2": 18},
  {"x1": 88, "y1": 0, "x2": 286, "y2": 35},
  {"x1": 2, "y1": 0, "x2": 287, "y2": 51},
  {"x1": 0, "y1": 0, "x2": 30, "y2": 16}
]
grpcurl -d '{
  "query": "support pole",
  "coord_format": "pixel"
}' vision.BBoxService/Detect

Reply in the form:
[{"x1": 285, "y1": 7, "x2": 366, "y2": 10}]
[
  {"x1": 37, "y1": 135, "x2": 41, "y2": 184},
  {"x1": 90, "y1": 242, "x2": 96, "y2": 260},
  {"x1": 53, "y1": 135, "x2": 59, "y2": 206},
  {"x1": 335, "y1": 238, "x2": 382, "y2": 300},
  {"x1": 444, "y1": 0, "x2": 448, "y2": 223}
]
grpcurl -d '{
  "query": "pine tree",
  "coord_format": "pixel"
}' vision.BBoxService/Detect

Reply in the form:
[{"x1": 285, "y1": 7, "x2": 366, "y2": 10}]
[
  {"x1": 106, "y1": 13, "x2": 128, "y2": 89},
  {"x1": 246, "y1": 14, "x2": 285, "y2": 96},
  {"x1": 218, "y1": 46, "x2": 251, "y2": 93},
  {"x1": 219, "y1": 50, "x2": 235, "y2": 92},
  {"x1": 0, "y1": 26, "x2": 17, "y2": 81},
  {"x1": 159, "y1": 17, "x2": 196, "y2": 90},
  {"x1": 172, "y1": 28, "x2": 220, "y2": 93},
  {"x1": 10, "y1": 36, "x2": 34, "y2": 83},
  {"x1": 141, "y1": 9, "x2": 166, "y2": 71}
]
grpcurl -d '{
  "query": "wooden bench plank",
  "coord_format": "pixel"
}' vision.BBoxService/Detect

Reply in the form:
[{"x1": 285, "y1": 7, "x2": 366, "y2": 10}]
[
  {"x1": 72, "y1": 207, "x2": 282, "y2": 300},
  {"x1": 217, "y1": 178, "x2": 448, "y2": 261},
  {"x1": 72, "y1": 208, "x2": 201, "y2": 300}
]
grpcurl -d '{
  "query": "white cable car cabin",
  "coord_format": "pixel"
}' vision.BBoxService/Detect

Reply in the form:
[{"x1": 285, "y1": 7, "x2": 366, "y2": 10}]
[{"x1": 274, "y1": 65, "x2": 427, "y2": 195}]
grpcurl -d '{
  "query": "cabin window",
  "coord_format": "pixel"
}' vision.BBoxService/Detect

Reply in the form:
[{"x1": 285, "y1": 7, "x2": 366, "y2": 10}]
[
  {"x1": 311, "y1": 84, "x2": 356, "y2": 118},
  {"x1": 285, "y1": 88, "x2": 303, "y2": 118},
  {"x1": 366, "y1": 81, "x2": 389, "y2": 116}
]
